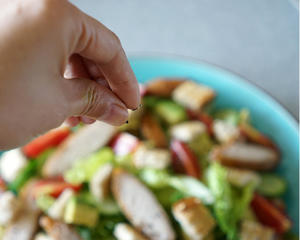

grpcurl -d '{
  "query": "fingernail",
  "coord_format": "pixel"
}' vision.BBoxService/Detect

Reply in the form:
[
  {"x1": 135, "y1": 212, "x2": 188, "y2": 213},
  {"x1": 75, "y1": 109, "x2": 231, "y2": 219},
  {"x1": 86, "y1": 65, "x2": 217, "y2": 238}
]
[{"x1": 101, "y1": 104, "x2": 128, "y2": 126}]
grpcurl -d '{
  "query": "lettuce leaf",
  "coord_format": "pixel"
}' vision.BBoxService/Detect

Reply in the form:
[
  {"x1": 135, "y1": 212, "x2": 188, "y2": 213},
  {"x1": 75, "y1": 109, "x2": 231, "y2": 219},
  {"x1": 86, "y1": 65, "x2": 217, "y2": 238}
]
[
  {"x1": 140, "y1": 168, "x2": 214, "y2": 204},
  {"x1": 207, "y1": 163, "x2": 255, "y2": 240}
]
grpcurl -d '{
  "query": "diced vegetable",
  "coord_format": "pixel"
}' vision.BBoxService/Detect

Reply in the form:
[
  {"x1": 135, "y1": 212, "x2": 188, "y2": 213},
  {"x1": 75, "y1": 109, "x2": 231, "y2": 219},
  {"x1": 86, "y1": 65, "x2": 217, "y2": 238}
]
[
  {"x1": 188, "y1": 133, "x2": 214, "y2": 160},
  {"x1": 64, "y1": 197, "x2": 99, "y2": 227},
  {"x1": 142, "y1": 96, "x2": 161, "y2": 109},
  {"x1": 36, "y1": 195, "x2": 55, "y2": 211},
  {"x1": 239, "y1": 123, "x2": 277, "y2": 150},
  {"x1": 170, "y1": 140, "x2": 201, "y2": 178},
  {"x1": 251, "y1": 193, "x2": 292, "y2": 234},
  {"x1": 257, "y1": 174, "x2": 287, "y2": 197},
  {"x1": 213, "y1": 109, "x2": 240, "y2": 126},
  {"x1": 141, "y1": 113, "x2": 168, "y2": 147},
  {"x1": 23, "y1": 127, "x2": 70, "y2": 158},
  {"x1": 64, "y1": 147, "x2": 114, "y2": 184},
  {"x1": 155, "y1": 100, "x2": 187, "y2": 124},
  {"x1": 109, "y1": 133, "x2": 140, "y2": 156},
  {"x1": 207, "y1": 163, "x2": 255, "y2": 240},
  {"x1": 153, "y1": 187, "x2": 184, "y2": 208}
]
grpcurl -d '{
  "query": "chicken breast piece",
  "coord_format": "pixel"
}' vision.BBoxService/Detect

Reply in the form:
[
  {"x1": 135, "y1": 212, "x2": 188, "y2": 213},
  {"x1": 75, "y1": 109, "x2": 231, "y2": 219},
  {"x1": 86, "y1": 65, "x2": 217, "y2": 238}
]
[
  {"x1": 172, "y1": 81, "x2": 215, "y2": 111},
  {"x1": 133, "y1": 145, "x2": 171, "y2": 170},
  {"x1": 240, "y1": 221, "x2": 275, "y2": 240},
  {"x1": 40, "y1": 216, "x2": 82, "y2": 240},
  {"x1": 48, "y1": 189, "x2": 75, "y2": 220},
  {"x1": 0, "y1": 191, "x2": 21, "y2": 225},
  {"x1": 172, "y1": 197, "x2": 215, "y2": 240},
  {"x1": 2, "y1": 209, "x2": 40, "y2": 240},
  {"x1": 112, "y1": 169, "x2": 175, "y2": 240},
  {"x1": 42, "y1": 121, "x2": 116, "y2": 177},
  {"x1": 170, "y1": 121, "x2": 206, "y2": 142},
  {"x1": 146, "y1": 78, "x2": 185, "y2": 97},
  {"x1": 226, "y1": 168, "x2": 261, "y2": 187},
  {"x1": 114, "y1": 223, "x2": 149, "y2": 240},
  {"x1": 0, "y1": 148, "x2": 27, "y2": 182},
  {"x1": 90, "y1": 163, "x2": 113, "y2": 201},
  {"x1": 213, "y1": 142, "x2": 279, "y2": 170},
  {"x1": 212, "y1": 120, "x2": 239, "y2": 143}
]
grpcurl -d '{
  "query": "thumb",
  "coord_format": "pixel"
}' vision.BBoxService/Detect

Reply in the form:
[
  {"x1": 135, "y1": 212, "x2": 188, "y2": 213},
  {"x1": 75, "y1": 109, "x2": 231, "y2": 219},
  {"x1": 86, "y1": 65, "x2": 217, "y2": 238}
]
[{"x1": 66, "y1": 77, "x2": 129, "y2": 126}]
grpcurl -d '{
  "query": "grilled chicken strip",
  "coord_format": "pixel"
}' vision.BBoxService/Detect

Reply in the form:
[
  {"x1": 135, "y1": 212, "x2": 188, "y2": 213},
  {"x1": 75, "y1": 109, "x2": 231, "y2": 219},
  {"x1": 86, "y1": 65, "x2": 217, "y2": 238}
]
[
  {"x1": 213, "y1": 142, "x2": 279, "y2": 170},
  {"x1": 42, "y1": 121, "x2": 116, "y2": 177},
  {"x1": 114, "y1": 223, "x2": 149, "y2": 240},
  {"x1": 112, "y1": 169, "x2": 175, "y2": 240},
  {"x1": 40, "y1": 216, "x2": 82, "y2": 240}
]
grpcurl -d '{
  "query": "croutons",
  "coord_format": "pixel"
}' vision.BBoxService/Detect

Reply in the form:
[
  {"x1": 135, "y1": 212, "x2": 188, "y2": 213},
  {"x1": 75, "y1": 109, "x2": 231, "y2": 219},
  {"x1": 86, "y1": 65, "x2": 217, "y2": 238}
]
[
  {"x1": 212, "y1": 120, "x2": 239, "y2": 143},
  {"x1": 114, "y1": 223, "x2": 148, "y2": 240},
  {"x1": 0, "y1": 191, "x2": 21, "y2": 225},
  {"x1": 146, "y1": 78, "x2": 185, "y2": 97},
  {"x1": 141, "y1": 113, "x2": 168, "y2": 148},
  {"x1": 172, "y1": 81, "x2": 215, "y2": 111},
  {"x1": 172, "y1": 197, "x2": 215, "y2": 240},
  {"x1": 133, "y1": 145, "x2": 171, "y2": 170},
  {"x1": 226, "y1": 168, "x2": 261, "y2": 187},
  {"x1": 39, "y1": 216, "x2": 82, "y2": 240},
  {"x1": 213, "y1": 142, "x2": 279, "y2": 170},
  {"x1": 48, "y1": 189, "x2": 75, "y2": 220},
  {"x1": 90, "y1": 163, "x2": 113, "y2": 201},
  {"x1": 170, "y1": 121, "x2": 206, "y2": 142},
  {"x1": 0, "y1": 148, "x2": 27, "y2": 182},
  {"x1": 112, "y1": 169, "x2": 175, "y2": 240},
  {"x1": 240, "y1": 221, "x2": 275, "y2": 240},
  {"x1": 42, "y1": 121, "x2": 116, "y2": 177}
]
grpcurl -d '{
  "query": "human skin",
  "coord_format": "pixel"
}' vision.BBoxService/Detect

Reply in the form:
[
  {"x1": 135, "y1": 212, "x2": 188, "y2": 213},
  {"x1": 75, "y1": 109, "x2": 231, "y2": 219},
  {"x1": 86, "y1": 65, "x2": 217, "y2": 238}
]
[{"x1": 0, "y1": 0, "x2": 140, "y2": 149}]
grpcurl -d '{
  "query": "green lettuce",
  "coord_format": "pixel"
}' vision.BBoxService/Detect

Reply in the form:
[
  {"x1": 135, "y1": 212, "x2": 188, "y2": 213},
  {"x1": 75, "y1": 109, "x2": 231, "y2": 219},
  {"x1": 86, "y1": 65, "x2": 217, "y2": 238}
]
[
  {"x1": 207, "y1": 163, "x2": 255, "y2": 240},
  {"x1": 64, "y1": 147, "x2": 114, "y2": 184},
  {"x1": 140, "y1": 169, "x2": 214, "y2": 204}
]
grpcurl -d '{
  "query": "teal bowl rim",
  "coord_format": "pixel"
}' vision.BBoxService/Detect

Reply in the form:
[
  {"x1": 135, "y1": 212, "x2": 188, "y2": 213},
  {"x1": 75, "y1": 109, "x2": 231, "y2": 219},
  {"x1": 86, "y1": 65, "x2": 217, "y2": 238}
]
[{"x1": 128, "y1": 53, "x2": 299, "y2": 130}]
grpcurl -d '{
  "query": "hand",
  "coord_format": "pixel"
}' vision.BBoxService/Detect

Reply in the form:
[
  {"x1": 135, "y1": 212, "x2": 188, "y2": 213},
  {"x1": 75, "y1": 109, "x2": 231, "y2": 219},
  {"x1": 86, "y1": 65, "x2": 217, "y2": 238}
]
[{"x1": 0, "y1": 0, "x2": 140, "y2": 149}]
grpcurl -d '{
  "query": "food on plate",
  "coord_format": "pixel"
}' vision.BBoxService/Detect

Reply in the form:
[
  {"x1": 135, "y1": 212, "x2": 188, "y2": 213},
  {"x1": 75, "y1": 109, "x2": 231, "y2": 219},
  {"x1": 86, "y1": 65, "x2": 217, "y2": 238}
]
[{"x1": 0, "y1": 78, "x2": 294, "y2": 239}]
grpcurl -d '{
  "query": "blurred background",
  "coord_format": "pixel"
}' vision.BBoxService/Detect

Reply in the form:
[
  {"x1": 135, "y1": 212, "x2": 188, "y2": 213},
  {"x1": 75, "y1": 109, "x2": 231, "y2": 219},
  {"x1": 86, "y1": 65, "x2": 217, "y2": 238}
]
[{"x1": 71, "y1": 0, "x2": 299, "y2": 118}]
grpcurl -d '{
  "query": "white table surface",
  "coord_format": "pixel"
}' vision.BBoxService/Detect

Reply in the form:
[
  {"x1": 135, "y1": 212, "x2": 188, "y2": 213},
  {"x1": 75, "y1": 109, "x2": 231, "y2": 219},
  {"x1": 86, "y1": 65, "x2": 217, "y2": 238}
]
[{"x1": 71, "y1": 0, "x2": 299, "y2": 119}]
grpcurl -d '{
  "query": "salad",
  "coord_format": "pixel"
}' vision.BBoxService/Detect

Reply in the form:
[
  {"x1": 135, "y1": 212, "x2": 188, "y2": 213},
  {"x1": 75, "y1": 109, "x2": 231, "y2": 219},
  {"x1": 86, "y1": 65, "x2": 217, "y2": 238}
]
[{"x1": 0, "y1": 78, "x2": 297, "y2": 240}]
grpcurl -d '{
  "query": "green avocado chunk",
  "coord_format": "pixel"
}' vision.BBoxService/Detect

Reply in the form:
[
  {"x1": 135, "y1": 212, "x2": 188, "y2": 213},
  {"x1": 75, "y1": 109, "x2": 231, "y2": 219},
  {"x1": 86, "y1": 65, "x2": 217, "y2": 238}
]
[{"x1": 64, "y1": 198, "x2": 99, "y2": 227}]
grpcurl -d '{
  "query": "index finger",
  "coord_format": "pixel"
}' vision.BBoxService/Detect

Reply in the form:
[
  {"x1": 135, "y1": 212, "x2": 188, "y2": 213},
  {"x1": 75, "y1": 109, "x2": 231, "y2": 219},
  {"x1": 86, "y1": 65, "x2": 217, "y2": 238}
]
[{"x1": 70, "y1": 4, "x2": 140, "y2": 110}]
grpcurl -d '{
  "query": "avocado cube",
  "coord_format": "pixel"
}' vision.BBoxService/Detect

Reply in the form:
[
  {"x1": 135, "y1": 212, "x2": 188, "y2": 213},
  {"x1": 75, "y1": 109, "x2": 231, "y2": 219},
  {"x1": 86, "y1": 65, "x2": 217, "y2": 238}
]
[{"x1": 64, "y1": 198, "x2": 98, "y2": 227}]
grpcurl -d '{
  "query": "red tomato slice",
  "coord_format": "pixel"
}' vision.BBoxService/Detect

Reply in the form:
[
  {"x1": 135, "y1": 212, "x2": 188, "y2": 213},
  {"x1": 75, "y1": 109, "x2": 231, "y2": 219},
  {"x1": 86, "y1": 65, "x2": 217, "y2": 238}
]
[
  {"x1": 170, "y1": 140, "x2": 201, "y2": 178},
  {"x1": 251, "y1": 193, "x2": 292, "y2": 234},
  {"x1": 23, "y1": 127, "x2": 71, "y2": 158},
  {"x1": 0, "y1": 178, "x2": 6, "y2": 191},
  {"x1": 33, "y1": 178, "x2": 81, "y2": 198}
]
